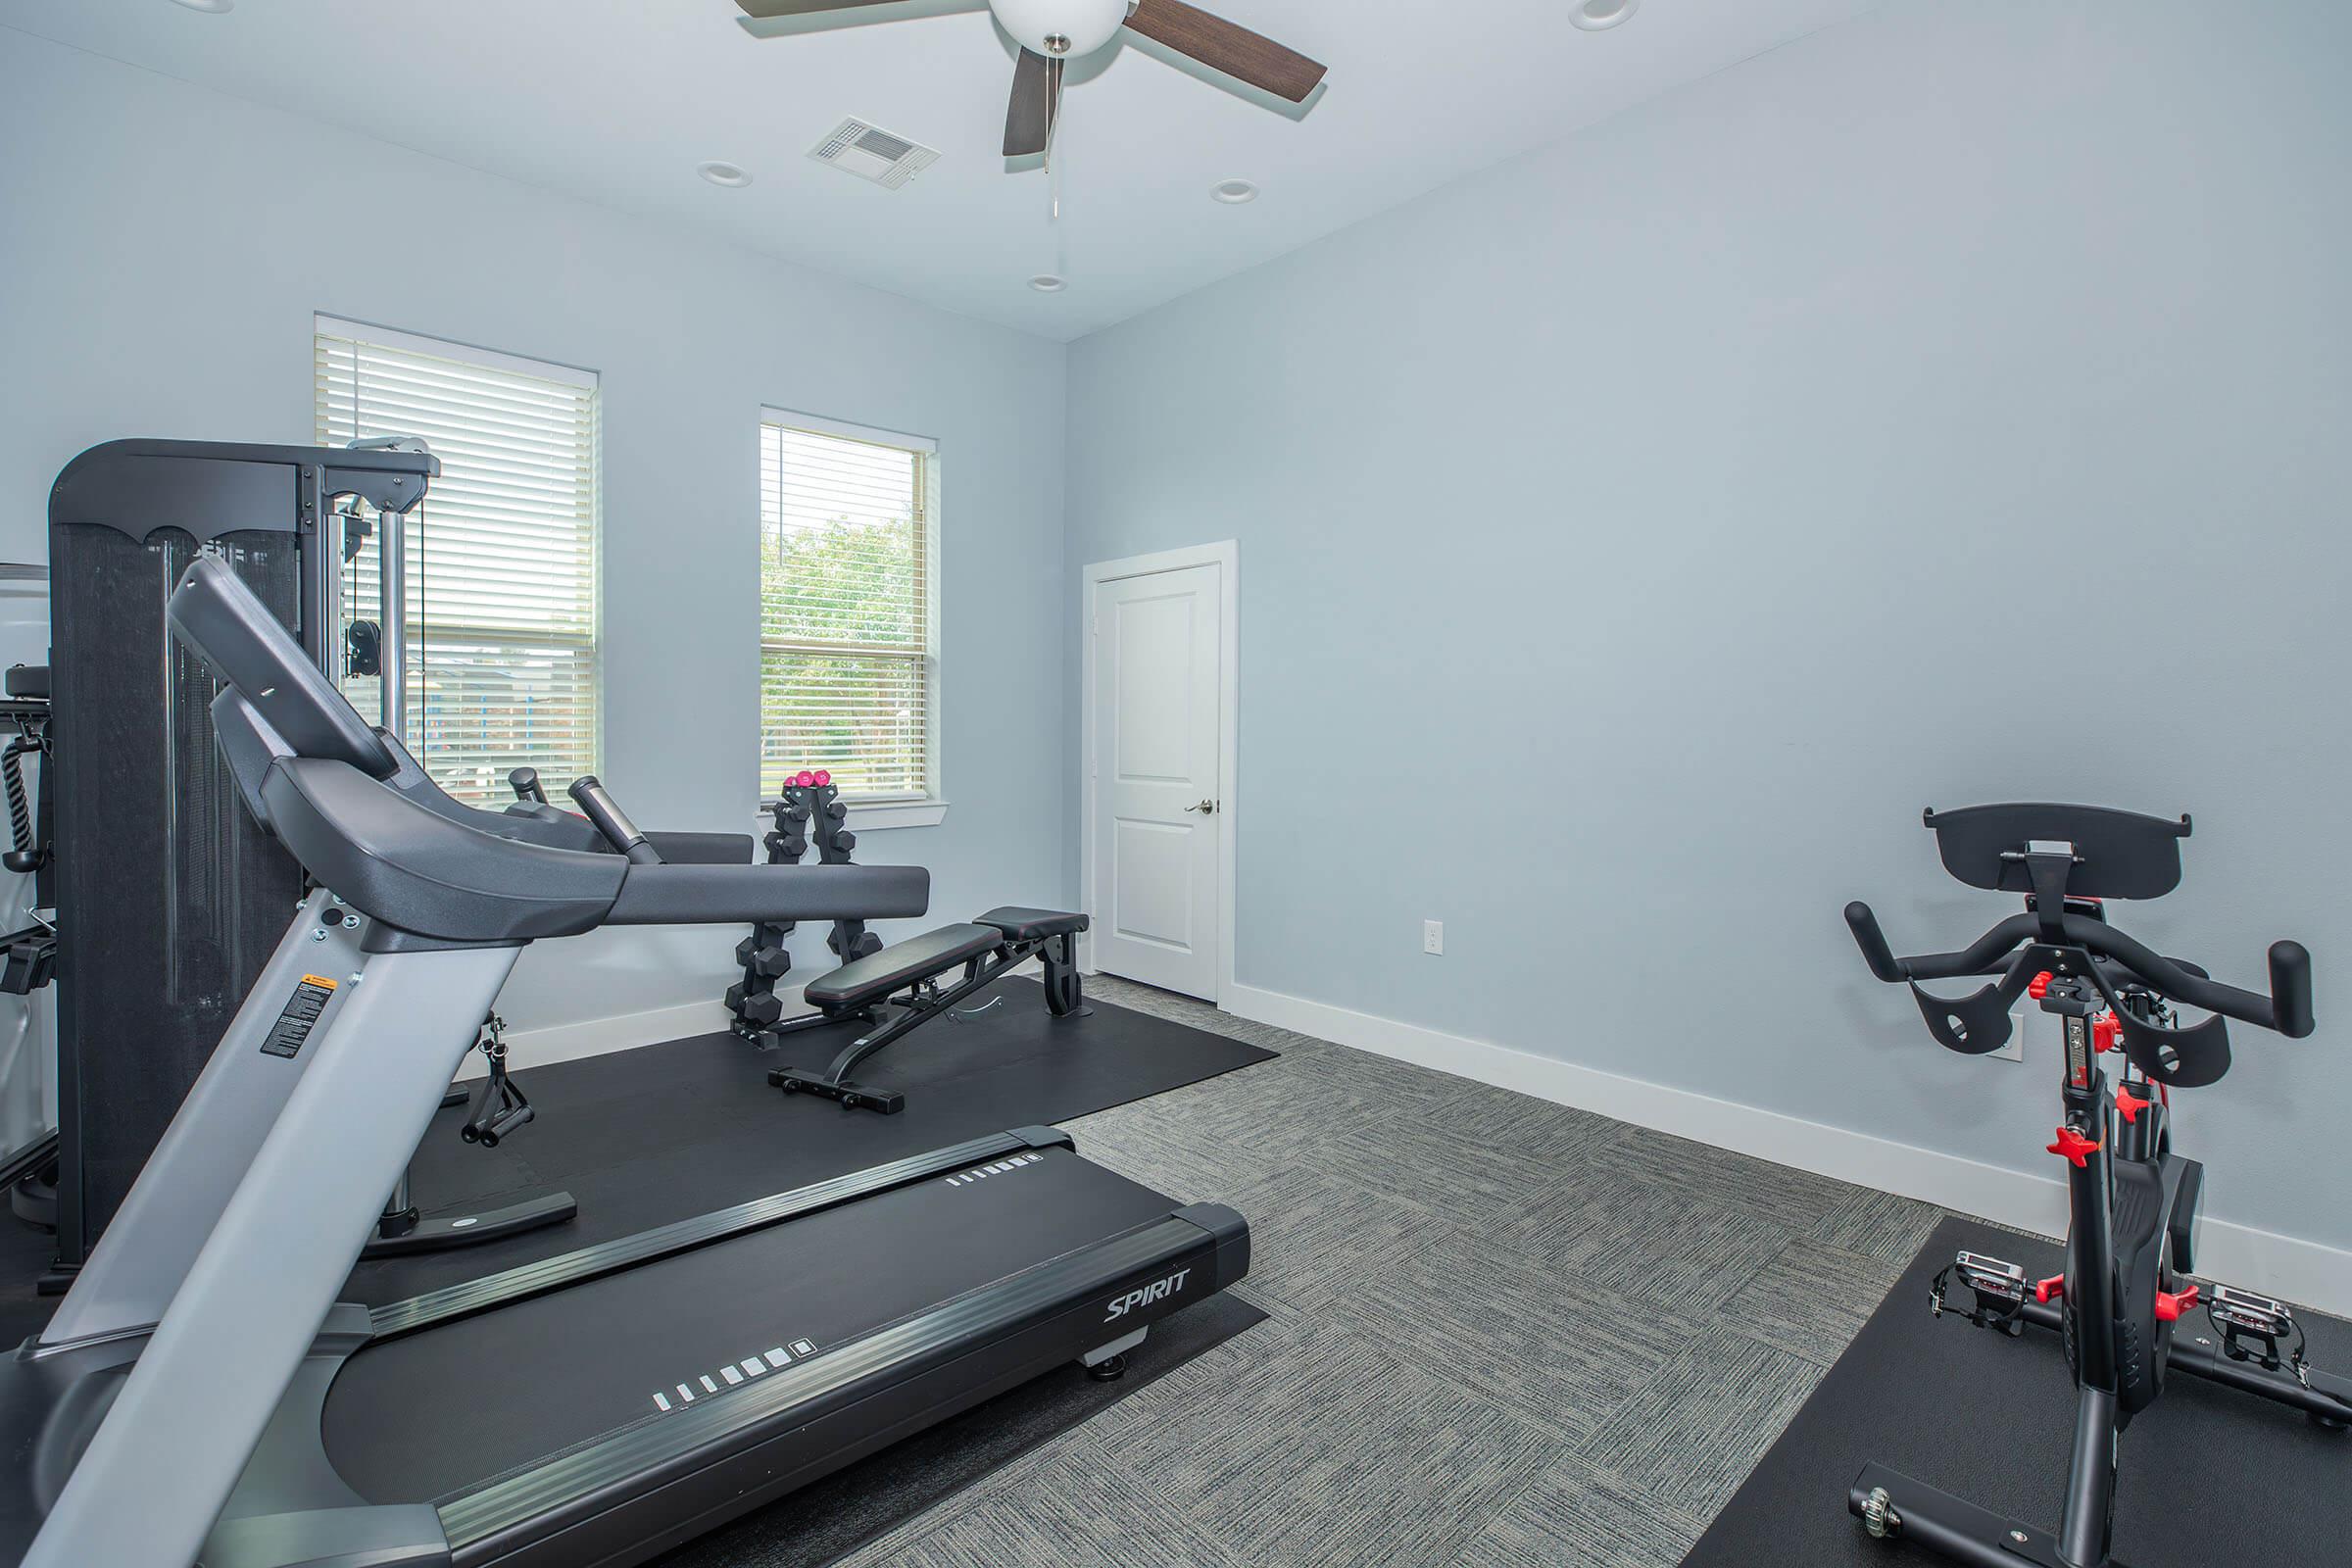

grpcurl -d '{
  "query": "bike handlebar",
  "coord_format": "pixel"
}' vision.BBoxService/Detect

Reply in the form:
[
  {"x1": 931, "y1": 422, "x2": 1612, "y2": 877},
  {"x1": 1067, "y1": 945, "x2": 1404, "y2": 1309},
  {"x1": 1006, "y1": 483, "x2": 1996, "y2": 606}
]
[
  {"x1": 1843, "y1": 902, "x2": 1904, "y2": 984},
  {"x1": 1845, "y1": 901, "x2": 2315, "y2": 1040},
  {"x1": 2272, "y1": 940, "x2": 2316, "y2": 1039}
]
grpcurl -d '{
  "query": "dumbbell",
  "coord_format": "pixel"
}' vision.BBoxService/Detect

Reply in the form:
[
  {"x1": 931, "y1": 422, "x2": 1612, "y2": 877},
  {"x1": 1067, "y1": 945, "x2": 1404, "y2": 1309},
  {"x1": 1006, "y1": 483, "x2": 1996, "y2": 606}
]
[
  {"x1": 737, "y1": 942, "x2": 790, "y2": 979},
  {"x1": 733, "y1": 990, "x2": 786, "y2": 1029},
  {"x1": 735, "y1": 923, "x2": 792, "y2": 966},
  {"x1": 724, "y1": 980, "x2": 784, "y2": 1016},
  {"x1": 825, "y1": 926, "x2": 884, "y2": 962}
]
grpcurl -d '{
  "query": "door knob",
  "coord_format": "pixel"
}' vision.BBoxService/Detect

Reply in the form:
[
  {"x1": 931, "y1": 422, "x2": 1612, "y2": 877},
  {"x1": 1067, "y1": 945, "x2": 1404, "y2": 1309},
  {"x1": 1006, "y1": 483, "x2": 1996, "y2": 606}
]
[{"x1": 1185, "y1": 800, "x2": 1217, "y2": 814}]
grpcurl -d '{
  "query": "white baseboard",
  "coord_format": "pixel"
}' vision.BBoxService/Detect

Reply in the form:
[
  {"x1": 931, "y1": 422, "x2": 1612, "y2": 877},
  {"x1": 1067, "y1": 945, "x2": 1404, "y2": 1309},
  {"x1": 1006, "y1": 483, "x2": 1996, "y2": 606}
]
[
  {"x1": 1224, "y1": 982, "x2": 2352, "y2": 1317},
  {"x1": 460, "y1": 995, "x2": 750, "y2": 1077}
]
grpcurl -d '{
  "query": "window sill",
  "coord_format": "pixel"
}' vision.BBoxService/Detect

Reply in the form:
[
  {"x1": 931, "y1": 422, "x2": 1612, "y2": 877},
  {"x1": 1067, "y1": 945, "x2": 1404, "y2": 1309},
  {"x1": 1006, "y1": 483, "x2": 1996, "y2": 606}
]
[{"x1": 760, "y1": 800, "x2": 949, "y2": 832}]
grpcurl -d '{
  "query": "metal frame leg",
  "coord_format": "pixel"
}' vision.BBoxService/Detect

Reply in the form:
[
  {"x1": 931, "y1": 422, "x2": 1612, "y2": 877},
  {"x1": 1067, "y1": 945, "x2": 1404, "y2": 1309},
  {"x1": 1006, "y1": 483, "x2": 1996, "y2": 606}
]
[
  {"x1": 2056, "y1": 1386, "x2": 2118, "y2": 1567},
  {"x1": 1849, "y1": 1463, "x2": 2084, "y2": 1568}
]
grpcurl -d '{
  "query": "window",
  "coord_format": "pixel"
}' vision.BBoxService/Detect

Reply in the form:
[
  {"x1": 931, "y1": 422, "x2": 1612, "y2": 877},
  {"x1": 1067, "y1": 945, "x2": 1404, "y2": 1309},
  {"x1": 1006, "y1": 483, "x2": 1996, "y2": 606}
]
[
  {"x1": 759, "y1": 413, "x2": 939, "y2": 807},
  {"x1": 316, "y1": 317, "x2": 601, "y2": 806}
]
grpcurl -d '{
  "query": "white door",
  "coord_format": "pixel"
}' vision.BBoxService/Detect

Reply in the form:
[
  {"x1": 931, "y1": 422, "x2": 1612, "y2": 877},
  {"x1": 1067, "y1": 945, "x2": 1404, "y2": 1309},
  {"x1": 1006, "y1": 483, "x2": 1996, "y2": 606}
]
[{"x1": 1089, "y1": 563, "x2": 1222, "y2": 1000}]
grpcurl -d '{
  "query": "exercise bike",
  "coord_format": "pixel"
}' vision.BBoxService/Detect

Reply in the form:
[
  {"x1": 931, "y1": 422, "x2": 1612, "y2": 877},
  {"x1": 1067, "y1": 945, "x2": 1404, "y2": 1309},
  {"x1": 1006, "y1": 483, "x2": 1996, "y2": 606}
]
[{"x1": 1843, "y1": 803, "x2": 2348, "y2": 1568}]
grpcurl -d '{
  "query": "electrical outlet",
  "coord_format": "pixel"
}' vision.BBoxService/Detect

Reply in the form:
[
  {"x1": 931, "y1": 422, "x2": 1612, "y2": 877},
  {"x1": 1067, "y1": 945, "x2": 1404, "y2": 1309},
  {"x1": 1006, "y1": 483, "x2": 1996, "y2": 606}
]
[
  {"x1": 1423, "y1": 920, "x2": 1444, "y2": 956},
  {"x1": 1994, "y1": 1003, "x2": 2028, "y2": 1062}
]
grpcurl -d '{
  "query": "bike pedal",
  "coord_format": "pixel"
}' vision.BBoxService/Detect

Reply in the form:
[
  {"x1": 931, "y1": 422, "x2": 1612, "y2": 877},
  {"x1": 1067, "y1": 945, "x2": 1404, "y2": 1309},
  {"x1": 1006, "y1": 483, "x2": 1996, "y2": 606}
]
[
  {"x1": 2205, "y1": 1282, "x2": 2300, "y2": 1370},
  {"x1": 2210, "y1": 1283, "x2": 2293, "y2": 1337},
  {"x1": 1936, "y1": 1251, "x2": 2029, "y2": 1334},
  {"x1": 1956, "y1": 1251, "x2": 2026, "y2": 1303}
]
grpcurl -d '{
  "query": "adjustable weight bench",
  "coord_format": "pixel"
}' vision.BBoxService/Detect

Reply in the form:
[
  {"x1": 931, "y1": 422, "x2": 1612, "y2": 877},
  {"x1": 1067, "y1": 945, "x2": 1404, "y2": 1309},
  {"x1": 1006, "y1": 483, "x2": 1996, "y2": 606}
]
[{"x1": 764, "y1": 906, "x2": 1091, "y2": 1113}]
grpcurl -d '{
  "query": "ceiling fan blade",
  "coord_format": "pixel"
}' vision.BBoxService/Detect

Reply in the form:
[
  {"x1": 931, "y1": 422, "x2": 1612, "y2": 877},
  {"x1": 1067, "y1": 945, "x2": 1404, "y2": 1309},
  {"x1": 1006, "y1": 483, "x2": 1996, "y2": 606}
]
[
  {"x1": 738, "y1": 0, "x2": 907, "y2": 17},
  {"x1": 1122, "y1": 0, "x2": 1327, "y2": 103},
  {"x1": 735, "y1": 0, "x2": 987, "y2": 38},
  {"x1": 1004, "y1": 49, "x2": 1063, "y2": 159}
]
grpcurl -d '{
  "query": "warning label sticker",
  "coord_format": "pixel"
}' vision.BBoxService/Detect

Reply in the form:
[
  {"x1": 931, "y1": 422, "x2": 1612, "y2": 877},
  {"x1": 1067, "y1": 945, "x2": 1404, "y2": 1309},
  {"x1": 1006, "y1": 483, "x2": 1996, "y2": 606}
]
[{"x1": 261, "y1": 975, "x2": 339, "y2": 1059}]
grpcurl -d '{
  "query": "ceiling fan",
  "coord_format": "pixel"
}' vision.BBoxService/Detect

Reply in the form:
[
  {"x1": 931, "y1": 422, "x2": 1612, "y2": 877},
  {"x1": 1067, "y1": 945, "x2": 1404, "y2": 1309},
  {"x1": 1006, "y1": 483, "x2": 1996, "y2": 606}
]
[{"x1": 734, "y1": 0, "x2": 1329, "y2": 158}]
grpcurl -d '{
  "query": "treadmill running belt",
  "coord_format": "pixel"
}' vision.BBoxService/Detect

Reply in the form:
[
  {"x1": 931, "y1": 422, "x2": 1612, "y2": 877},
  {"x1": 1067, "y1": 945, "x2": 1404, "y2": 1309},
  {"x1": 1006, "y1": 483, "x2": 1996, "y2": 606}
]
[{"x1": 324, "y1": 1149, "x2": 1177, "y2": 1503}]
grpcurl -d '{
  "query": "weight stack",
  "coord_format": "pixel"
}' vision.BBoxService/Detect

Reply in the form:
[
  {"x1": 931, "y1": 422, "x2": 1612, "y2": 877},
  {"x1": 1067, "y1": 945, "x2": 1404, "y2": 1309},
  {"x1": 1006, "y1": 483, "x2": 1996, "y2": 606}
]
[{"x1": 43, "y1": 439, "x2": 432, "y2": 1270}]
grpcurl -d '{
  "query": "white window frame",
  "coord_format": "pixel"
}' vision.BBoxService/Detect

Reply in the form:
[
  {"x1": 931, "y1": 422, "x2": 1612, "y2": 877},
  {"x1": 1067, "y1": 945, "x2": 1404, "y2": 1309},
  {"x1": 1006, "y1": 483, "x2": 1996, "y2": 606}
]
[
  {"x1": 315, "y1": 314, "x2": 604, "y2": 803},
  {"x1": 759, "y1": 407, "x2": 945, "y2": 831},
  {"x1": 318, "y1": 315, "x2": 600, "y2": 395}
]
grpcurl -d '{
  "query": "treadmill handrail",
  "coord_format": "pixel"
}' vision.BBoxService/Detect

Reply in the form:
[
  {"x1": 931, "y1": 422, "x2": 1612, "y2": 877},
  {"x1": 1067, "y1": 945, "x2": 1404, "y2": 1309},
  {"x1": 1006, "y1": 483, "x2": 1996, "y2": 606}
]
[{"x1": 609, "y1": 862, "x2": 930, "y2": 927}]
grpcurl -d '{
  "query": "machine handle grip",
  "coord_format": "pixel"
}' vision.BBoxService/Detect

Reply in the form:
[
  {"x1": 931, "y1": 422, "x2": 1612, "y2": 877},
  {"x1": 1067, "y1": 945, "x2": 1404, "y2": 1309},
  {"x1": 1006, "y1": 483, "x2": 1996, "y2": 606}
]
[
  {"x1": 2269, "y1": 940, "x2": 2315, "y2": 1039},
  {"x1": 509, "y1": 766, "x2": 549, "y2": 804},
  {"x1": 1845, "y1": 902, "x2": 1905, "y2": 983},
  {"x1": 567, "y1": 775, "x2": 661, "y2": 865}
]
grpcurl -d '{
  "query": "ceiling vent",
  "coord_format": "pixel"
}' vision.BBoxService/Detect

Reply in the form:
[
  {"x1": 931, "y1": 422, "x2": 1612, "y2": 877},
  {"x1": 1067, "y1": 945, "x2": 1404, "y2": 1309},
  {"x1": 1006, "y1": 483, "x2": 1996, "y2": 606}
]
[{"x1": 808, "y1": 119, "x2": 940, "y2": 189}]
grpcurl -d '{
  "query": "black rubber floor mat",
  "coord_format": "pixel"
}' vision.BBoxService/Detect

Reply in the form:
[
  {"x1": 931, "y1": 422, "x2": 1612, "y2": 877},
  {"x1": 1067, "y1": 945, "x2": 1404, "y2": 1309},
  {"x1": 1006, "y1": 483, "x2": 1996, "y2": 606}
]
[
  {"x1": 349, "y1": 978, "x2": 1272, "y2": 1302},
  {"x1": 0, "y1": 982, "x2": 1273, "y2": 1333},
  {"x1": 1683, "y1": 1214, "x2": 2352, "y2": 1567}
]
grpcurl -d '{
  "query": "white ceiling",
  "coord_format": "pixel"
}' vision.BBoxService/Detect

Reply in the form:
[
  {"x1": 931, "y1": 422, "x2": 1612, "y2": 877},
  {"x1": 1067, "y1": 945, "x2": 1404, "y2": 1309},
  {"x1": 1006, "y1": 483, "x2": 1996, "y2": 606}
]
[{"x1": 2, "y1": 0, "x2": 1881, "y2": 341}]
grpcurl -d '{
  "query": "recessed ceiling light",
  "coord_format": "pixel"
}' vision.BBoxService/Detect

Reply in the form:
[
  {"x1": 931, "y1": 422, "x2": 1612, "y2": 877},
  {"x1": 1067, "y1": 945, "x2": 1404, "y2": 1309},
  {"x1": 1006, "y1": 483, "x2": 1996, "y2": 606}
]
[
  {"x1": 169, "y1": 0, "x2": 234, "y2": 11},
  {"x1": 696, "y1": 161, "x2": 753, "y2": 188},
  {"x1": 1571, "y1": 0, "x2": 1640, "y2": 30},
  {"x1": 1028, "y1": 274, "x2": 1067, "y2": 293},
  {"x1": 1211, "y1": 179, "x2": 1259, "y2": 205}
]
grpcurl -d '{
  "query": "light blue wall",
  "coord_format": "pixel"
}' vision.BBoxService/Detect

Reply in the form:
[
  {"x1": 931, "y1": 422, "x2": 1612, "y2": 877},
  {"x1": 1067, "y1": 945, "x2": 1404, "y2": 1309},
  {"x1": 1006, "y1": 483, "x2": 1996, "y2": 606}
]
[
  {"x1": 0, "y1": 31, "x2": 1069, "y2": 1028},
  {"x1": 1065, "y1": 1, "x2": 2352, "y2": 1250}
]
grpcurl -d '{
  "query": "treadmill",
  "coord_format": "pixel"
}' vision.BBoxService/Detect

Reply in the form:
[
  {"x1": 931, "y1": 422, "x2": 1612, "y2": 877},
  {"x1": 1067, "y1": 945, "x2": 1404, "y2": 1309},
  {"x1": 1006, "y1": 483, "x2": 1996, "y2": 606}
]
[{"x1": 0, "y1": 556, "x2": 1250, "y2": 1568}]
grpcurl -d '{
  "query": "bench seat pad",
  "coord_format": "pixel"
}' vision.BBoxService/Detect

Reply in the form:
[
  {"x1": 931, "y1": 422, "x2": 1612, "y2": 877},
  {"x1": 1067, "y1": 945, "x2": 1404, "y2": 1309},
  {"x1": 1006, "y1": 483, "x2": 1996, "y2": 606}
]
[
  {"x1": 974, "y1": 906, "x2": 1091, "y2": 943},
  {"x1": 805, "y1": 922, "x2": 1006, "y2": 1011}
]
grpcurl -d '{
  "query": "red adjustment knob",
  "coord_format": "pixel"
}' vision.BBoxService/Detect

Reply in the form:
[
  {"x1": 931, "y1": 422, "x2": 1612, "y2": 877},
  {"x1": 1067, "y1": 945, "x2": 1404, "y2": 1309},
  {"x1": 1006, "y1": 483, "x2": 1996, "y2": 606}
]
[
  {"x1": 2115, "y1": 1083, "x2": 2152, "y2": 1124},
  {"x1": 2154, "y1": 1284, "x2": 2201, "y2": 1323},
  {"x1": 2048, "y1": 1126, "x2": 2102, "y2": 1168},
  {"x1": 2034, "y1": 1274, "x2": 2066, "y2": 1304},
  {"x1": 2093, "y1": 1012, "x2": 2122, "y2": 1054},
  {"x1": 2028, "y1": 971, "x2": 2054, "y2": 1001}
]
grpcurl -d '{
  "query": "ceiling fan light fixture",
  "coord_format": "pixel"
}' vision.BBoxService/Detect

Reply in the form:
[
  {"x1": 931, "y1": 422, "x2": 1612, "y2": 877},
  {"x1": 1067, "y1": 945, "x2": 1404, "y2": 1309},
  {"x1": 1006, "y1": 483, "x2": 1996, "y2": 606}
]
[
  {"x1": 697, "y1": 161, "x2": 754, "y2": 188},
  {"x1": 1211, "y1": 179, "x2": 1259, "y2": 205},
  {"x1": 991, "y1": 0, "x2": 1132, "y2": 60},
  {"x1": 1570, "y1": 0, "x2": 1640, "y2": 30},
  {"x1": 168, "y1": 0, "x2": 234, "y2": 12},
  {"x1": 1029, "y1": 274, "x2": 1068, "y2": 293}
]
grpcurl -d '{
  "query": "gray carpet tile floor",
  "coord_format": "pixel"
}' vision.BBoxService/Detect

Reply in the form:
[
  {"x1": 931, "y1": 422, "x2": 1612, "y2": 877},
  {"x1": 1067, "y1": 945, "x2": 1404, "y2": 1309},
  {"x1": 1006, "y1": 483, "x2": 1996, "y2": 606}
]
[{"x1": 829, "y1": 976, "x2": 1948, "y2": 1568}]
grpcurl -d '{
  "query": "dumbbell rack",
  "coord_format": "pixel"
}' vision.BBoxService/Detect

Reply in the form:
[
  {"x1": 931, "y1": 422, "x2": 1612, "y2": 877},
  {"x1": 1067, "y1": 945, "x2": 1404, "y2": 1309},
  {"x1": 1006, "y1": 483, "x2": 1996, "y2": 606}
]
[{"x1": 724, "y1": 774, "x2": 889, "y2": 1044}]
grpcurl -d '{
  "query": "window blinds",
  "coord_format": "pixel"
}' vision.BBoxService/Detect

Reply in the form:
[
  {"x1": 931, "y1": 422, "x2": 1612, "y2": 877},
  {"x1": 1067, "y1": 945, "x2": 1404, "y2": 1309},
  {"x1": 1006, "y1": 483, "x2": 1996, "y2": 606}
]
[
  {"x1": 760, "y1": 417, "x2": 937, "y2": 803},
  {"x1": 315, "y1": 318, "x2": 601, "y2": 807}
]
